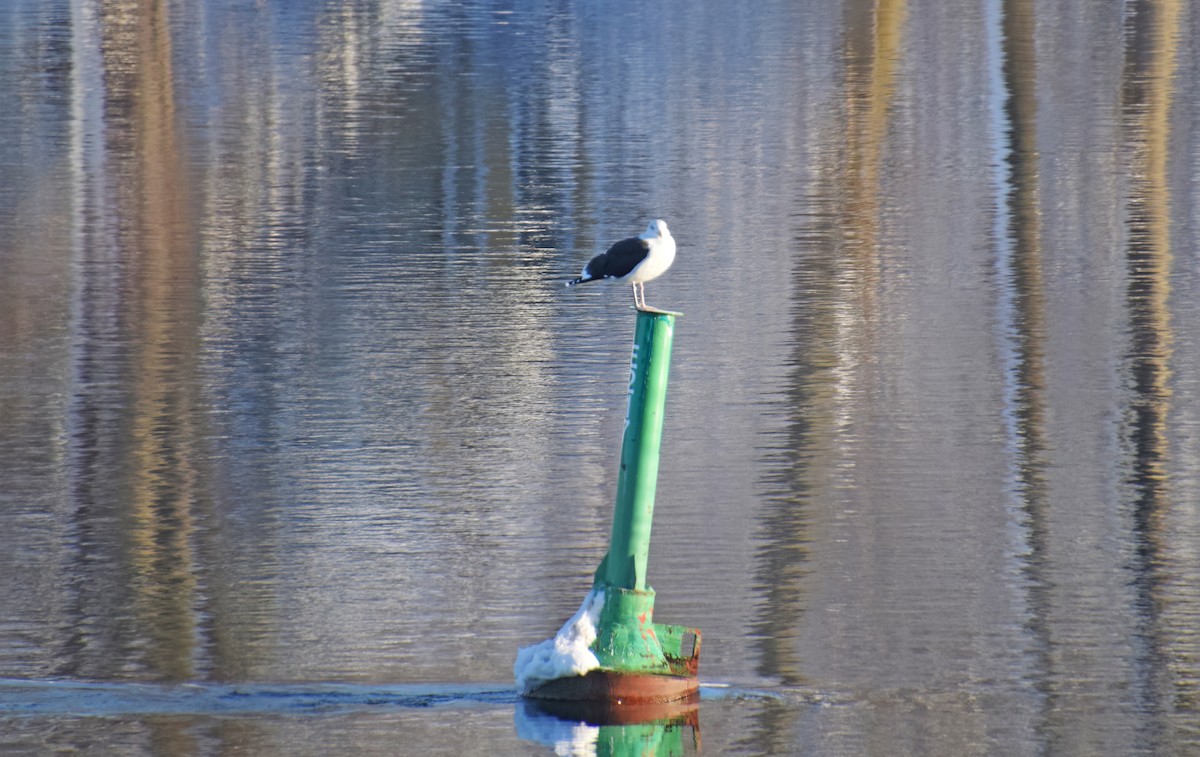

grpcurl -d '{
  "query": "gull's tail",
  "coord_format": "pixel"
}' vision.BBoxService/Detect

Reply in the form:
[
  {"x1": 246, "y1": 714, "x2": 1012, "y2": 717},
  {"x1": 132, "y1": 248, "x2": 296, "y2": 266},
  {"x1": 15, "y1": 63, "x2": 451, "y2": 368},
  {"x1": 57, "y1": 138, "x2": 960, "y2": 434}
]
[{"x1": 565, "y1": 275, "x2": 594, "y2": 288}]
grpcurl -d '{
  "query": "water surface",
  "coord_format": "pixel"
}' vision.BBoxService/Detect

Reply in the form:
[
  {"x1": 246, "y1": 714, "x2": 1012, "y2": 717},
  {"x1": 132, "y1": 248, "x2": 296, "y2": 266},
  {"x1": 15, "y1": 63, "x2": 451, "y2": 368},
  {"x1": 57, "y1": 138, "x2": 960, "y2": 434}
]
[{"x1": 2, "y1": 0, "x2": 1199, "y2": 754}]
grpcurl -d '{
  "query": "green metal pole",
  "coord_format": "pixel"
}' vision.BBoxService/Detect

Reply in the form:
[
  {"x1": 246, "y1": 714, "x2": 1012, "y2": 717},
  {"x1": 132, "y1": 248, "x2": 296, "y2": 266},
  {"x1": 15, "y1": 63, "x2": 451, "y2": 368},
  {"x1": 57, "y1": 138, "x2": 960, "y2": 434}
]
[
  {"x1": 606, "y1": 310, "x2": 676, "y2": 591},
  {"x1": 524, "y1": 307, "x2": 700, "y2": 699},
  {"x1": 587, "y1": 308, "x2": 703, "y2": 679}
]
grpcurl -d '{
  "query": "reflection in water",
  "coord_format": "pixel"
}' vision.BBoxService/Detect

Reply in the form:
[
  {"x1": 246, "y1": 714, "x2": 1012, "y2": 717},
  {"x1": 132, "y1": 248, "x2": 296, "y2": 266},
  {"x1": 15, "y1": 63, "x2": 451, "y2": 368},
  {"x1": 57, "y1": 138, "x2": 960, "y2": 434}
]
[
  {"x1": 992, "y1": 0, "x2": 1054, "y2": 737},
  {"x1": 65, "y1": 0, "x2": 206, "y2": 684},
  {"x1": 113, "y1": 0, "x2": 203, "y2": 684},
  {"x1": 61, "y1": 4, "x2": 205, "y2": 751},
  {"x1": 753, "y1": 0, "x2": 908, "y2": 675},
  {"x1": 516, "y1": 698, "x2": 699, "y2": 757},
  {"x1": 749, "y1": 0, "x2": 906, "y2": 751},
  {"x1": 1121, "y1": 0, "x2": 1198, "y2": 737}
]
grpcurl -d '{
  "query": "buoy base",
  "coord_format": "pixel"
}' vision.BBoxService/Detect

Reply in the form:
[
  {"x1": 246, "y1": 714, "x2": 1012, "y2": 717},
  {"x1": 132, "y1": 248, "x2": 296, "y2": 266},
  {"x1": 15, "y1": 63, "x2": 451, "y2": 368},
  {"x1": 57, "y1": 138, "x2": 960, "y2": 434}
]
[{"x1": 524, "y1": 669, "x2": 699, "y2": 706}]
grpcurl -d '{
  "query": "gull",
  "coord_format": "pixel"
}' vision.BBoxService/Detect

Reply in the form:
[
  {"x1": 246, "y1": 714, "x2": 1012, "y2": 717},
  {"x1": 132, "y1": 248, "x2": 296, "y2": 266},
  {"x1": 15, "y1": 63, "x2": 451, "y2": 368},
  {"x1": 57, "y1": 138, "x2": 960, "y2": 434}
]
[{"x1": 565, "y1": 220, "x2": 676, "y2": 310}]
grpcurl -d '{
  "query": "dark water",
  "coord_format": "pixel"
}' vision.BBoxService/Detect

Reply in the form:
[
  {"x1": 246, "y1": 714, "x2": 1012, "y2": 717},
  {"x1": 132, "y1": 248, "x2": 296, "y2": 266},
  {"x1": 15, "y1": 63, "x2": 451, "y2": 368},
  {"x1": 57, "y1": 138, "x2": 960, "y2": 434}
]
[{"x1": 2, "y1": 0, "x2": 1199, "y2": 754}]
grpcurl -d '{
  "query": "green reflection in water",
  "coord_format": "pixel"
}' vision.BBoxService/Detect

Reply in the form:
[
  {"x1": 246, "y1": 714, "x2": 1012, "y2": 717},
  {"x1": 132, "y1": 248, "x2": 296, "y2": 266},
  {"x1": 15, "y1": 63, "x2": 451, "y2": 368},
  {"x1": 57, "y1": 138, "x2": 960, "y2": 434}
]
[{"x1": 516, "y1": 698, "x2": 700, "y2": 756}]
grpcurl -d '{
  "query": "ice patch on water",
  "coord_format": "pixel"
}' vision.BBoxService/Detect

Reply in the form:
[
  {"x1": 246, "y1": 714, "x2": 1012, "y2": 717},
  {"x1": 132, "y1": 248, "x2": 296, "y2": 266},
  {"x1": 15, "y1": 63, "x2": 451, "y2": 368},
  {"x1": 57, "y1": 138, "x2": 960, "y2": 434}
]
[{"x1": 514, "y1": 589, "x2": 605, "y2": 693}]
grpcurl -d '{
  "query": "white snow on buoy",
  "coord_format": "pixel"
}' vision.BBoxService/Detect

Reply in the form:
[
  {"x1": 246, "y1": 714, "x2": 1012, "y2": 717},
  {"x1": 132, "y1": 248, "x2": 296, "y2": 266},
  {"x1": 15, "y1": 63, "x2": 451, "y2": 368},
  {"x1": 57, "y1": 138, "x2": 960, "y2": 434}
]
[{"x1": 514, "y1": 589, "x2": 606, "y2": 693}]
